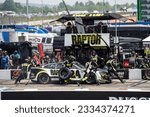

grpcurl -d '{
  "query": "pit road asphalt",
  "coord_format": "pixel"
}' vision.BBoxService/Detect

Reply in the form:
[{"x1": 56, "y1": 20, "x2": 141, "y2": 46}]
[{"x1": 0, "y1": 79, "x2": 150, "y2": 91}]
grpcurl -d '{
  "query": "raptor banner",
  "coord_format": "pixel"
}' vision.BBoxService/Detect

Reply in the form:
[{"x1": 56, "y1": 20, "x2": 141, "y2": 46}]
[{"x1": 64, "y1": 33, "x2": 110, "y2": 47}]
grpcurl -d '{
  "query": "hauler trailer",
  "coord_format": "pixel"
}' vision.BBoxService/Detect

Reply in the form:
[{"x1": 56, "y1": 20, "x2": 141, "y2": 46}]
[
  {"x1": 0, "y1": 27, "x2": 57, "y2": 53},
  {"x1": 108, "y1": 22, "x2": 150, "y2": 67}
]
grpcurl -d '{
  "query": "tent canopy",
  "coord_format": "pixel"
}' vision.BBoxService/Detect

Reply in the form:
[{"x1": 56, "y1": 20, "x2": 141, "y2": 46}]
[
  {"x1": 50, "y1": 13, "x2": 127, "y2": 25},
  {"x1": 143, "y1": 36, "x2": 150, "y2": 44}
]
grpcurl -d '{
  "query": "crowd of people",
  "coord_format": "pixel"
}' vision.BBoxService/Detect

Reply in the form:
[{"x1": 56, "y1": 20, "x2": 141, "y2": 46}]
[
  {"x1": 0, "y1": 47, "x2": 65, "y2": 69},
  {"x1": 0, "y1": 48, "x2": 21, "y2": 69}
]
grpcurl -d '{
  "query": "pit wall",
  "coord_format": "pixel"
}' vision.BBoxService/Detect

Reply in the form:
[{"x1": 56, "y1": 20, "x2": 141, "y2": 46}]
[{"x1": 0, "y1": 69, "x2": 149, "y2": 80}]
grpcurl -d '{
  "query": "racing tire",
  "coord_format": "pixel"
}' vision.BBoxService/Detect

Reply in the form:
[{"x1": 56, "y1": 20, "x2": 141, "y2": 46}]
[
  {"x1": 59, "y1": 67, "x2": 72, "y2": 80},
  {"x1": 105, "y1": 74, "x2": 112, "y2": 84},
  {"x1": 38, "y1": 73, "x2": 50, "y2": 84},
  {"x1": 144, "y1": 69, "x2": 150, "y2": 80},
  {"x1": 86, "y1": 72, "x2": 97, "y2": 84}
]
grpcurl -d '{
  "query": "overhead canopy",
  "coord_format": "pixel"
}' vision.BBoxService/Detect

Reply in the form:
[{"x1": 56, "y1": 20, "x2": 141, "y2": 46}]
[
  {"x1": 55, "y1": 13, "x2": 127, "y2": 23},
  {"x1": 143, "y1": 36, "x2": 150, "y2": 44}
]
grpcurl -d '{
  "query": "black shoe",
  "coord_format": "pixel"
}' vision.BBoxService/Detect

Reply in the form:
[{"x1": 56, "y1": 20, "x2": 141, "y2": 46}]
[
  {"x1": 14, "y1": 79, "x2": 21, "y2": 84},
  {"x1": 14, "y1": 80, "x2": 18, "y2": 84},
  {"x1": 120, "y1": 79, "x2": 126, "y2": 83}
]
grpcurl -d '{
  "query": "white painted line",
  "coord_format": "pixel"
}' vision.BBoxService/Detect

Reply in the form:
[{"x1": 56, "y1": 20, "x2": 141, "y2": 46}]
[
  {"x1": 24, "y1": 89, "x2": 38, "y2": 91},
  {"x1": 75, "y1": 88, "x2": 89, "y2": 91},
  {"x1": 127, "y1": 89, "x2": 142, "y2": 91},
  {"x1": 0, "y1": 87, "x2": 9, "y2": 91}
]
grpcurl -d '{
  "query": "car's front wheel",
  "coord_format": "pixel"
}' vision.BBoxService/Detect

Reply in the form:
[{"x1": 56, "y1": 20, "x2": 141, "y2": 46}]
[
  {"x1": 38, "y1": 73, "x2": 50, "y2": 84},
  {"x1": 86, "y1": 72, "x2": 97, "y2": 84}
]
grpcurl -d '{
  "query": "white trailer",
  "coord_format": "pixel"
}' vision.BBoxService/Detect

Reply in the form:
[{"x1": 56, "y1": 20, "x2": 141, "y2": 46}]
[{"x1": 0, "y1": 29, "x2": 57, "y2": 52}]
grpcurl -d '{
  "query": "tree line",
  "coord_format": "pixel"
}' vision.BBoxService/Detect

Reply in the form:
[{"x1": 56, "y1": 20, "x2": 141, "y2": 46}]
[{"x1": 0, "y1": 0, "x2": 136, "y2": 14}]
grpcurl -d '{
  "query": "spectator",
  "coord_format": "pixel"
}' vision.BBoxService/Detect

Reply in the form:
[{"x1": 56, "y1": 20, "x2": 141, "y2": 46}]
[
  {"x1": 11, "y1": 50, "x2": 21, "y2": 69},
  {"x1": 129, "y1": 51, "x2": 137, "y2": 68},
  {"x1": 1, "y1": 51, "x2": 9, "y2": 69},
  {"x1": 95, "y1": 22, "x2": 103, "y2": 33},
  {"x1": 9, "y1": 56, "x2": 13, "y2": 69},
  {"x1": 55, "y1": 52, "x2": 63, "y2": 62},
  {"x1": 0, "y1": 48, "x2": 2, "y2": 69},
  {"x1": 32, "y1": 51, "x2": 41, "y2": 67},
  {"x1": 44, "y1": 55, "x2": 50, "y2": 64},
  {"x1": 91, "y1": 51, "x2": 99, "y2": 63},
  {"x1": 66, "y1": 22, "x2": 73, "y2": 33},
  {"x1": 5, "y1": 51, "x2": 10, "y2": 68}
]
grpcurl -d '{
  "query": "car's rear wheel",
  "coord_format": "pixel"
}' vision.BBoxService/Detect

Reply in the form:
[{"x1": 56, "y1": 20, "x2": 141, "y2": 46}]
[{"x1": 38, "y1": 73, "x2": 50, "y2": 84}]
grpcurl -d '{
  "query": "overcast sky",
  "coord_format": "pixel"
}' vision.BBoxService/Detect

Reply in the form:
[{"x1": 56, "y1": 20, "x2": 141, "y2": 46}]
[{"x1": 0, "y1": 0, "x2": 137, "y2": 5}]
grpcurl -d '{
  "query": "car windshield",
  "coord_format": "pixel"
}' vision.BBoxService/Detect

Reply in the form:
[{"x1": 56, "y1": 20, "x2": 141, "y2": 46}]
[
  {"x1": 44, "y1": 63, "x2": 56, "y2": 69},
  {"x1": 72, "y1": 62, "x2": 85, "y2": 69},
  {"x1": 43, "y1": 62, "x2": 64, "y2": 69}
]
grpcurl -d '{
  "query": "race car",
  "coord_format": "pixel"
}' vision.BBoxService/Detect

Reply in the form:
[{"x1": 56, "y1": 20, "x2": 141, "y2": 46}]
[
  {"x1": 30, "y1": 61, "x2": 112, "y2": 84},
  {"x1": 30, "y1": 62, "x2": 65, "y2": 84},
  {"x1": 30, "y1": 61, "x2": 95, "y2": 84}
]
